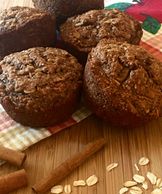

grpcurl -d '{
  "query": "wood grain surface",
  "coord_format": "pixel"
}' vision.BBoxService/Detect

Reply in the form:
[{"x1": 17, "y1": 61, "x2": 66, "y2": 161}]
[{"x1": 0, "y1": 1, "x2": 162, "y2": 194}]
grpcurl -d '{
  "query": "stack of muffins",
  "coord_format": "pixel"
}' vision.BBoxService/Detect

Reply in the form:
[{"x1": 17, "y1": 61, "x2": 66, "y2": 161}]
[{"x1": 0, "y1": 0, "x2": 161, "y2": 128}]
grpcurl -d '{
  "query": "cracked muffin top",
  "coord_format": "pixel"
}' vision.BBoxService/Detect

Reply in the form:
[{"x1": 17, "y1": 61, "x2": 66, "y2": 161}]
[
  {"x1": 60, "y1": 9, "x2": 143, "y2": 53},
  {"x1": 84, "y1": 39, "x2": 162, "y2": 120},
  {"x1": 0, "y1": 47, "x2": 83, "y2": 112},
  {"x1": 0, "y1": 6, "x2": 54, "y2": 33}
]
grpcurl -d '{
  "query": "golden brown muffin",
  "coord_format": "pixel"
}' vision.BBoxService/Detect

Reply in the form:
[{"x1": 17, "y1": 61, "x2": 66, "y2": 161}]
[
  {"x1": 60, "y1": 9, "x2": 143, "y2": 54},
  {"x1": 0, "y1": 47, "x2": 83, "y2": 127},
  {"x1": 84, "y1": 40, "x2": 162, "y2": 128},
  {"x1": 0, "y1": 6, "x2": 56, "y2": 59},
  {"x1": 32, "y1": 0, "x2": 104, "y2": 24}
]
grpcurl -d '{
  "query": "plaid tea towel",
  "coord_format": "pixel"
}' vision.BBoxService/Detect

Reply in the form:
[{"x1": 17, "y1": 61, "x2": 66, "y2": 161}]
[
  {"x1": 0, "y1": 0, "x2": 162, "y2": 164},
  {"x1": 0, "y1": 106, "x2": 91, "y2": 165}
]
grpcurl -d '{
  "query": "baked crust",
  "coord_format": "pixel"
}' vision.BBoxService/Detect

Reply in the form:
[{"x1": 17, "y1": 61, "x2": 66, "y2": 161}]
[
  {"x1": 0, "y1": 47, "x2": 83, "y2": 127},
  {"x1": 60, "y1": 9, "x2": 143, "y2": 53},
  {"x1": 84, "y1": 40, "x2": 162, "y2": 128},
  {"x1": 32, "y1": 0, "x2": 104, "y2": 24},
  {"x1": 0, "y1": 6, "x2": 56, "y2": 59}
]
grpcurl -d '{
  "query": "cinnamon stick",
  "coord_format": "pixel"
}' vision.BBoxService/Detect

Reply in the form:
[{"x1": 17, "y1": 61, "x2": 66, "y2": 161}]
[
  {"x1": 0, "y1": 145, "x2": 26, "y2": 167},
  {"x1": 32, "y1": 138, "x2": 106, "y2": 193},
  {"x1": 0, "y1": 169, "x2": 28, "y2": 193}
]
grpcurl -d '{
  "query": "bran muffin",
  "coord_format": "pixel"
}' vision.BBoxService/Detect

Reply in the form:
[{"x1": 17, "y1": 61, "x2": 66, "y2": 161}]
[
  {"x1": 0, "y1": 47, "x2": 83, "y2": 127},
  {"x1": 32, "y1": 0, "x2": 104, "y2": 25},
  {"x1": 60, "y1": 9, "x2": 143, "y2": 55},
  {"x1": 0, "y1": 6, "x2": 56, "y2": 60},
  {"x1": 84, "y1": 39, "x2": 162, "y2": 128}
]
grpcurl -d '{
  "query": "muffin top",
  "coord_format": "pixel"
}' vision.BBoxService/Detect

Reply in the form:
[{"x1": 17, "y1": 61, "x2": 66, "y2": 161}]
[
  {"x1": 32, "y1": 0, "x2": 104, "y2": 24},
  {"x1": 0, "y1": 6, "x2": 54, "y2": 33},
  {"x1": 60, "y1": 9, "x2": 143, "y2": 53},
  {"x1": 0, "y1": 47, "x2": 83, "y2": 112},
  {"x1": 85, "y1": 39, "x2": 162, "y2": 118}
]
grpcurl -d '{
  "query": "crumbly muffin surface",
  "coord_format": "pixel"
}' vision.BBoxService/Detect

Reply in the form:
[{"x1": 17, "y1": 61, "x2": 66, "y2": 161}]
[
  {"x1": 84, "y1": 40, "x2": 162, "y2": 126},
  {"x1": 60, "y1": 9, "x2": 143, "y2": 53},
  {"x1": 0, "y1": 47, "x2": 83, "y2": 112},
  {"x1": 0, "y1": 6, "x2": 52, "y2": 32},
  {"x1": 32, "y1": 0, "x2": 104, "y2": 24}
]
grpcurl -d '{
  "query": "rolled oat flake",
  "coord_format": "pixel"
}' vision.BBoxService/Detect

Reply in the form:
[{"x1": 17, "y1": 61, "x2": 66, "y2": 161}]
[
  {"x1": 51, "y1": 185, "x2": 63, "y2": 194},
  {"x1": 86, "y1": 175, "x2": 98, "y2": 186}
]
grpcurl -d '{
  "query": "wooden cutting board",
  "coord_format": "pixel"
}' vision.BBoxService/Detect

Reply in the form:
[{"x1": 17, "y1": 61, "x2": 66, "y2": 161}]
[{"x1": 0, "y1": 1, "x2": 162, "y2": 194}]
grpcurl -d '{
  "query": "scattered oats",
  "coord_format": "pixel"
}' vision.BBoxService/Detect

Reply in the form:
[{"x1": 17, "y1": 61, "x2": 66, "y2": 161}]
[
  {"x1": 24, "y1": 89, "x2": 35, "y2": 94},
  {"x1": 124, "y1": 181, "x2": 137, "y2": 187},
  {"x1": 130, "y1": 186, "x2": 143, "y2": 194},
  {"x1": 64, "y1": 185, "x2": 71, "y2": 194},
  {"x1": 106, "y1": 163, "x2": 118, "y2": 172},
  {"x1": 138, "y1": 157, "x2": 149, "y2": 166},
  {"x1": 119, "y1": 187, "x2": 129, "y2": 194},
  {"x1": 157, "y1": 178, "x2": 161, "y2": 186},
  {"x1": 151, "y1": 188, "x2": 162, "y2": 194},
  {"x1": 142, "y1": 181, "x2": 148, "y2": 190},
  {"x1": 86, "y1": 175, "x2": 98, "y2": 186},
  {"x1": 75, "y1": 21, "x2": 84, "y2": 26},
  {"x1": 133, "y1": 174, "x2": 145, "y2": 183},
  {"x1": 73, "y1": 180, "x2": 86, "y2": 187},
  {"x1": 134, "y1": 164, "x2": 140, "y2": 172},
  {"x1": 156, "y1": 178, "x2": 162, "y2": 188},
  {"x1": 147, "y1": 172, "x2": 157, "y2": 185},
  {"x1": 51, "y1": 185, "x2": 63, "y2": 194}
]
